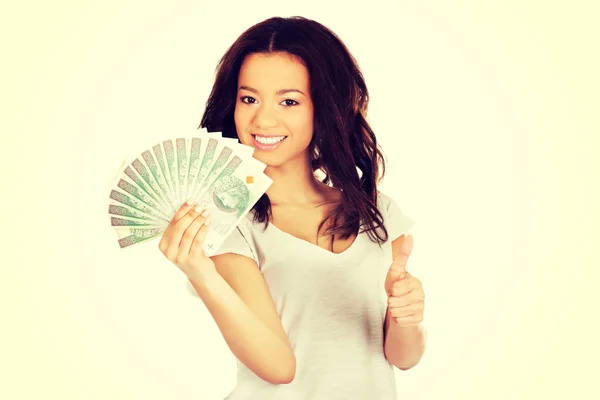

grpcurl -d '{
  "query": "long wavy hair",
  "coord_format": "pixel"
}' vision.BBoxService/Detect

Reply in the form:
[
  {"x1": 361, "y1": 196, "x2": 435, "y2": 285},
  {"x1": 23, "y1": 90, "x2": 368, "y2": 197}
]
[{"x1": 199, "y1": 16, "x2": 390, "y2": 246}]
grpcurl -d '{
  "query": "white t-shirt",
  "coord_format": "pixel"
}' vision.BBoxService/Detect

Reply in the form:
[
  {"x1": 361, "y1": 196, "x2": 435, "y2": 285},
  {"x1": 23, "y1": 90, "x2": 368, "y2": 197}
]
[{"x1": 210, "y1": 190, "x2": 416, "y2": 400}]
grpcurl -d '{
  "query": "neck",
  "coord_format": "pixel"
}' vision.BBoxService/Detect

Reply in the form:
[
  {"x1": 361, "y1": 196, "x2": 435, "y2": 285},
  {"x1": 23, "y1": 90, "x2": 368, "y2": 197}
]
[{"x1": 264, "y1": 153, "x2": 329, "y2": 206}]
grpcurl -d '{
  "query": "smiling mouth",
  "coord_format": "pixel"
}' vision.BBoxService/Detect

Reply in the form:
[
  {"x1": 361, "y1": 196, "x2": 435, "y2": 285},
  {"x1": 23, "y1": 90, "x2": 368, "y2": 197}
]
[{"x1": 252, "y1": 134, "x2": 287, "y2": 145}]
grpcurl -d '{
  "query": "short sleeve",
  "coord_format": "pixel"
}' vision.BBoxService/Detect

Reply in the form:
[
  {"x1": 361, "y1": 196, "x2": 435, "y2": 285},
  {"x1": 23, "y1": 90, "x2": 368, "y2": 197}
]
[
  {"x1": 210, "y1": 225, "x2": 258, "y2": 263},
  {"x1": 379, "y1": 191, "x2": 417, "y2": 242}
]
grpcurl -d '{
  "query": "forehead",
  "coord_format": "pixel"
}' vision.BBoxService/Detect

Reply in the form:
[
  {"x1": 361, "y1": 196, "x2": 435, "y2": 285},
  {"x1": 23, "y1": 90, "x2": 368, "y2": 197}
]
[{"x1": 238, "y1": 52, "x2": 310, "y2": 90}]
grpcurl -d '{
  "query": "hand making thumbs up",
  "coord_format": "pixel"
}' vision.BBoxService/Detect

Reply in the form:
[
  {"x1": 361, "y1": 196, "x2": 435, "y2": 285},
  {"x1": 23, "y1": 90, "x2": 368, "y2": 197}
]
[{"x1": 384, "y1": 233, "x2": 425, "y2": 327}]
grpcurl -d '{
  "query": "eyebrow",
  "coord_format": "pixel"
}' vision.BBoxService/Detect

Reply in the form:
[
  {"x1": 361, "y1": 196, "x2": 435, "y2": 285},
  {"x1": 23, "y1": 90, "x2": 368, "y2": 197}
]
[{"x1": 238, "y1": 85, "x2": 306, "y2": 96}]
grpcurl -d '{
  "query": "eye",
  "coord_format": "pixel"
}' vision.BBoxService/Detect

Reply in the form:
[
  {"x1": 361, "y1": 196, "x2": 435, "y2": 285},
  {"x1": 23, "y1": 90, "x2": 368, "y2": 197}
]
[
  {"x1": 240, "y1": 96, "x2": 256, "y2": 104},
  {"x1": 282, "y1": 99, "x2": 299, "y2": 107}
]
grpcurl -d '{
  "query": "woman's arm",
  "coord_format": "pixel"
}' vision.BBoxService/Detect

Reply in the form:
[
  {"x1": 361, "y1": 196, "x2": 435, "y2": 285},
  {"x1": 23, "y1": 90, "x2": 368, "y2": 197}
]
[
  {"x1": 383, "y1": 309, "x2": 426, "y2": 370},
  {"x1": 189, "y1": 253, "x2": 296, "y2": 384},
  {"x1": 383, "y1": 234, "x2": 427, "y2": 370}
]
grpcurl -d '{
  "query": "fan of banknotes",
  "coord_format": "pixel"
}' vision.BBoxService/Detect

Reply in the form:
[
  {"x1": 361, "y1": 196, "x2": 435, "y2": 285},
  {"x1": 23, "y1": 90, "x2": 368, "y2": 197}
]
[{"x1": 107, "y1": 128, "x2": 272, "y2": 256}]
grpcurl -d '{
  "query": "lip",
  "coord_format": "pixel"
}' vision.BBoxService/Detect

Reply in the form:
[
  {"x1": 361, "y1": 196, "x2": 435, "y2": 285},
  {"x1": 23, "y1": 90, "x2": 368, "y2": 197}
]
[
  {"x1": 251, "y1": 133, "x2": 287, "y2": 151},
  {"x1": 252, "y1": 133, "x2": 287, "y2": 138}
]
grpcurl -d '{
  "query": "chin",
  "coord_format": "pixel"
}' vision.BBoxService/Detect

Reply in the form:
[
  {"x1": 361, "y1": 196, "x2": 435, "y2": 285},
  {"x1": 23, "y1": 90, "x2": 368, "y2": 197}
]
[{"x1": 253, "y1": 152, "x2": 286, "y2": 168}]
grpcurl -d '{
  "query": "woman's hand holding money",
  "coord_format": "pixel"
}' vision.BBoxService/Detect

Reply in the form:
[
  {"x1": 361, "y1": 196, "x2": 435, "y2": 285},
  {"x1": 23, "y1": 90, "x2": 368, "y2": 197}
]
[{"x1": 158, "y1": 199, "x2": 214, "y2": 282}]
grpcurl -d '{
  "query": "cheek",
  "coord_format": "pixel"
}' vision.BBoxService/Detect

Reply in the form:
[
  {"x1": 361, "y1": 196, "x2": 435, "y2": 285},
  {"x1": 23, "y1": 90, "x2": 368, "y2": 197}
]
[
  {"x1": 233, "y1": 105, "x2": 245, "y2": 126},
  {"x1": 288, "y1": 110, "x2": 314, "y2": 142},
  {"x1": 234, "y1": 107, "x2": 252, "y2": 138}
]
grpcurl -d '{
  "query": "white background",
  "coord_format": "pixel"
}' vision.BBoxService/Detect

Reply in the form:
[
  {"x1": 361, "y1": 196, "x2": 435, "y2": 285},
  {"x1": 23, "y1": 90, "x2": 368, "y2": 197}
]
[{"x1": 2, "y1": 0, "x2": 598, "y2": 399}]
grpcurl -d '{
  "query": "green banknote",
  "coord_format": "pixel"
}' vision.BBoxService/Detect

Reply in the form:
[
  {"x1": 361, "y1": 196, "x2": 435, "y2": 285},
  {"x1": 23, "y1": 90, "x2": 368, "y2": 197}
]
[
  {"x1": 187, "y1": 136, "x2": 219, "y2": 201},
  {"x1": 113, "y1": 226, "x2": 165, "y2": 249},
  {"x1": 108, "y1": 202, "x2": 170, "y2": 225},
  {"x1": 195, "y1": 156, "x2": 272, "y2": 256},
  {"x1": 108, "y1": 130, "x2": 271, "y2": 252},
  {"x1": 162, "y1": 139, "x2": 179, "y2": 206}
]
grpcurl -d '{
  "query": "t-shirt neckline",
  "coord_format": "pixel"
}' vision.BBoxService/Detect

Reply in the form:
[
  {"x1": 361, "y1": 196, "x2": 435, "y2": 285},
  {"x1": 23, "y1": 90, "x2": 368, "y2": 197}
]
[{"x1": 267, "y1": 222, "x2": 364, "y2": 257}]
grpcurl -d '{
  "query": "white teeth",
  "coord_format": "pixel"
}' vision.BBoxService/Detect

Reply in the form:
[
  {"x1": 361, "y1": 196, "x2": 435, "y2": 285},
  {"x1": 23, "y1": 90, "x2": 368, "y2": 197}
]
[{"x1": 255, "y1": 135, "x2": 285, "y2": 145}]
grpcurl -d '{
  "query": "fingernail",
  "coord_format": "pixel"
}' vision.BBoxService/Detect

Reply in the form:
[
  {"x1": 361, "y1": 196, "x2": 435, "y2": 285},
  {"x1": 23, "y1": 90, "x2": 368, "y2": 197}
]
[
  {"x1": 201, "y1": 209, "x2": 210, "y2": 217},
  {"x1": 186, "y1": 198, "x2": 194, "y2": 205},
  {"x1": 194, "y1": 205, "x2": 203, "y2": 213},
  {"x1": 204, "y1": 218, "x2": 210, "y2": 226}
]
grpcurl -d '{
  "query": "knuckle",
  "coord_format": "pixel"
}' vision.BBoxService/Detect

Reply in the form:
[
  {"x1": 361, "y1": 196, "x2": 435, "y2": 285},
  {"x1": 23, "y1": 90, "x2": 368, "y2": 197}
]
[
  {"x1": 193, "y1": 234, "x2": 205, "y2": 244},
  {"x1": 177, "y1": 215, "x2": 192, "y2": 227},
  {"x1": 171, "y1": 225, "x2": 182, "y2": 237},
  {"x1": 175, "y1": 226, "x2": 188, "y2": 238},
  {"x1": 168, "y1": 218, "x2": 179, "y2": 229}
]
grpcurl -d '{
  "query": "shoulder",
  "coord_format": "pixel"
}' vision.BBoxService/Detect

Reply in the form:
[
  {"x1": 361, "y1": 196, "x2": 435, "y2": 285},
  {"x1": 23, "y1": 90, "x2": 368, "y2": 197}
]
[
  {"x1": 376, "y1": 189, "x2": 400, "y2": 218},
  {"x1": 236, "y1": 209, "x2": 264, "y2": 237},
  {"x1": 376, "y1": 190, "x2": 393, "y2": 211},
  {"x1": 375, "y1": 189, "x2": 417, "y2": 242}
]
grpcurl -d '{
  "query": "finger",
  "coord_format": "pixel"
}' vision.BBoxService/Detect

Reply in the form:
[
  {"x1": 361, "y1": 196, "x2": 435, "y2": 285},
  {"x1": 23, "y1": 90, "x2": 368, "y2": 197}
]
[
  {"x1": 390, "y1": 277, "x2": 415, "y2": 297},
  {"x1": 385, "y1": 260, "x2": 410, "y2": 295},
  {"x1": 386, "y1": 263, "x2": 405, "y2": 286},
  {"x1": 174, "y1": 205, "x2": 207, "y2": 246},
  {"x1": 160, "y1": 199, "x2": 197, "y2": 249},
  {"x1": 388, "y1": 293, "x2": 415, "y2": 308},
  {"x1": 389, "y1": 303, "x2": 421, "y2": 318},
  {"x1": 165, "y1": 204, "x2": 205, "y2": 260},
  {"x1": 391, "y1": 232, "x2": 413, "y2": 272},
  {"x1": 170, "y1": 199, "x2": 198, "y2": 226},
  {"x1": 189, "y1": 217, "x2": 211, "y2": 259},
  {"x1": 393, "y1": 315, "x2": 422, "y2": 326},
  {"x1": 388, "y1": 290, "x2": 421, "y2": 308},
  {"x1": 179, "y1": 209, "x2": 210, "y2": 256}
]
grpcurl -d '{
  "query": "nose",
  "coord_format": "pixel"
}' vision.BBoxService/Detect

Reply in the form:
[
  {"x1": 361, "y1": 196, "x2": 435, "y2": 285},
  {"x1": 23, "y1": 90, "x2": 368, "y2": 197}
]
[{"x1": 253, "y1": 104, "x2": 278, "y2": 129}]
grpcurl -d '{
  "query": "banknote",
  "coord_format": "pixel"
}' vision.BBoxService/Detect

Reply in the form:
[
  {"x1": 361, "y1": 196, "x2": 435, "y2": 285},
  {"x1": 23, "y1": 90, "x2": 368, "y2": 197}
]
[
  {"x1": 195, "y1": 156, "x2": 272, "y2": 256},
  {"x1": 113, "y1": 226, "x2": 165, "y2": 249},
  {"x1": 108, "y1": 202, "x2": 170, "y2": 225},
  {"x1": 162, "y1": 139, "x2": 179, "y2": 207},
  {"x1": 108, "y1": 189, "x2": 171, "y2": 224},
  {"x1": 185, "y1": 131, "x2": 222, "y2": 205},
  {"x1": 108, "y1": 130, "x2": 271, "y2": 254},
  {"x1": 186, "y1": 136, "x2": 221, "y2": 201}
]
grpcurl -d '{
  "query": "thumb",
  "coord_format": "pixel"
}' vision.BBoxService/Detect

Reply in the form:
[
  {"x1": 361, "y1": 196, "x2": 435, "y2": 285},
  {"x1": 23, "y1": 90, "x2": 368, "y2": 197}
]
[
  {"x1": 385, "y1": 259, "x2": 407, "y2": 293},
  {"x1": 384, "y1": 233, "x2": 413, "y2": 293}
]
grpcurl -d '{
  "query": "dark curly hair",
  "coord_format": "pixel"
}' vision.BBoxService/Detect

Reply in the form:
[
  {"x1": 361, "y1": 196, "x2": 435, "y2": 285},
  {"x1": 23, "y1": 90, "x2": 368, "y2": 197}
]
[{"x1": 199, "y1": 16, "x2": 390, "y2": 246}]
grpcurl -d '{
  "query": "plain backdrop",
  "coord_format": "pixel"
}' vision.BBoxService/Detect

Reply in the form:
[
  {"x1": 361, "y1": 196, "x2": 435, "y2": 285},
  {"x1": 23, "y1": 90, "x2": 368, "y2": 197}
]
[{"x1": 2, "y1": 1, "x2": 598, "y2": 399}]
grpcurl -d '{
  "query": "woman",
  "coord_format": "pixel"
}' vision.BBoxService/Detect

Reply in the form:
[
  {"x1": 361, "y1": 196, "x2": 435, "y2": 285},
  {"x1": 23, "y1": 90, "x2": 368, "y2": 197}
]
[{"x1": 159, "y1": 16, "x2": 426, "y2": 400}]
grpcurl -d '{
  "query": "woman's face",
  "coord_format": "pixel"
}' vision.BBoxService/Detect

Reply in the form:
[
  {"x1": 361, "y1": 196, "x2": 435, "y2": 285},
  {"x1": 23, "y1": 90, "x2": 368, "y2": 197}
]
[{"x1": 234, "y1": 52, "x2": 314, "y2": 168}]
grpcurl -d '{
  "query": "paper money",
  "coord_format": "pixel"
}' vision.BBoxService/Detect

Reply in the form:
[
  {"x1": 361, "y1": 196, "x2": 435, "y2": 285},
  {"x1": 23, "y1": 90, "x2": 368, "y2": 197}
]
[
  {"x1": 108, "y1": 130, "x2": 271, "y2": 254},
  {"x1": 198, "y1": 159, "x2": 272, "y2": 256},
  {"x1": 113, "y1": 226, "x2": 165, "y2": 249}
]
